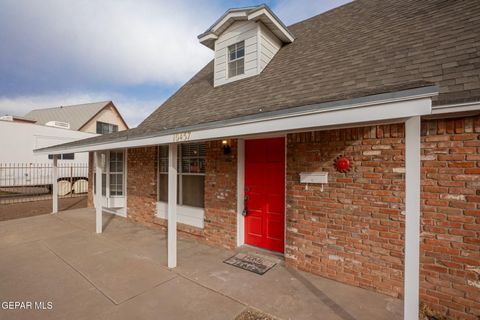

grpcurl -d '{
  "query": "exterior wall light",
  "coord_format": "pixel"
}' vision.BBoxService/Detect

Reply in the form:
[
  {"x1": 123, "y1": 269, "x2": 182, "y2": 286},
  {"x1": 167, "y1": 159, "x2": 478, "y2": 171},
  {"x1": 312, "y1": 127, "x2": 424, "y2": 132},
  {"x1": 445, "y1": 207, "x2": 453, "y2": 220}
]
[{"x1": 222, "y1": 140, "x2": 231, "y2": 155}]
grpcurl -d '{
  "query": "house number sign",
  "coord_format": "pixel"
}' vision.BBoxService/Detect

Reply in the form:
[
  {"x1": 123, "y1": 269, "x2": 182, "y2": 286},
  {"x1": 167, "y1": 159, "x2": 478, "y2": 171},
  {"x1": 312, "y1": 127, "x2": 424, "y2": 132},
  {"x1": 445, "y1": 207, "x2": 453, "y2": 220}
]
[{"x1": 173, "y1": 132, "x2": 191, "y2": 142}]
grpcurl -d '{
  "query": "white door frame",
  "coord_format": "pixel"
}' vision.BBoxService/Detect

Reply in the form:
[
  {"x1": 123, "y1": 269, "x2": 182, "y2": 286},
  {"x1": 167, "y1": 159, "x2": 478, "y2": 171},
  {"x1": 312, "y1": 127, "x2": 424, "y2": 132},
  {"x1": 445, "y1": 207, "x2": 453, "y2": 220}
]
[{"x1": 236, "y1": 135, "x2": 287, "y2": 251}]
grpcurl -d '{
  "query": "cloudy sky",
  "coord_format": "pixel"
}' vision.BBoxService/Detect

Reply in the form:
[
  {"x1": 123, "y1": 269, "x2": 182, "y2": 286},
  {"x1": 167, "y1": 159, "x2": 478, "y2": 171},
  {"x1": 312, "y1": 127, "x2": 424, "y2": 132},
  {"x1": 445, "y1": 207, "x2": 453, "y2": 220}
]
[{"x1": 0, "y1": 0, "x2": 350, "y2": 127}]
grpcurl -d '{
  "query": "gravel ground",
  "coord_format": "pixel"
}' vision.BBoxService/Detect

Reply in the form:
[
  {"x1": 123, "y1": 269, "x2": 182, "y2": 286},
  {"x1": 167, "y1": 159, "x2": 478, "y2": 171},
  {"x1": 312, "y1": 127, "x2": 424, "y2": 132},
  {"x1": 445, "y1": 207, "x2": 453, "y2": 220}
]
[
  {"x1": 0, "y1": 196, "x2": 87, "y2": 221},
  {"x1": 235, "y1": 309, "x2": 277, "y2": 320}
]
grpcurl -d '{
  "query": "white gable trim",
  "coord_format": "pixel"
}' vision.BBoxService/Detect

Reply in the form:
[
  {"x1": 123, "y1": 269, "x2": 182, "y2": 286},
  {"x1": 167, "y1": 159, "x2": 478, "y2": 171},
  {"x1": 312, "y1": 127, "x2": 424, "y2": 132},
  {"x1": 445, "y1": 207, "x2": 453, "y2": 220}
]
[
  {"x1": 247, "y1": 8, "x2": 294, "y2": 43},
  {"x1": 199, "y1": 6, "x2": 294, "y2": 50}
]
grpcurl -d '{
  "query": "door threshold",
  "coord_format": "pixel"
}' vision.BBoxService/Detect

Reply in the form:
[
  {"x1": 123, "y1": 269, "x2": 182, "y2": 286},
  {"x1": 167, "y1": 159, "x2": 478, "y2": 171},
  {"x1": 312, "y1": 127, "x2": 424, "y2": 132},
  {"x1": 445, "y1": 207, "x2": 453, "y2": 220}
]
[{"x1": 238, "y1": 244, "x2": 285, "y2": 262}]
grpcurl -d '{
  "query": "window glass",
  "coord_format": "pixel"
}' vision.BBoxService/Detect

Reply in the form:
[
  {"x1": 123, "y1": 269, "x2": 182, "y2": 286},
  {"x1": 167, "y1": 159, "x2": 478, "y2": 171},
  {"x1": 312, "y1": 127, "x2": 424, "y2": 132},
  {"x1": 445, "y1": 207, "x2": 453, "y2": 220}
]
[
  {"x1": 228, "y1": 41, "x2": 245, "y2": 78},
  {"x1": 96, "y1": 121, "x2": 119, "y2": 134},
  {"x1": 158, "y1": 143, "x2": 206, "y2": 208},
  {"x1": 109, "y1": 151, "x2": 123, "y2": 196},
  {"x1": 48, "y1": 153, "x2": 75, "y2": 160},
  {"x1": 102, "y1": 173, "x2": 107, "y2": 196},
  {"x1": 181, "y1": 175, "x2": 205, "y2": 207}
]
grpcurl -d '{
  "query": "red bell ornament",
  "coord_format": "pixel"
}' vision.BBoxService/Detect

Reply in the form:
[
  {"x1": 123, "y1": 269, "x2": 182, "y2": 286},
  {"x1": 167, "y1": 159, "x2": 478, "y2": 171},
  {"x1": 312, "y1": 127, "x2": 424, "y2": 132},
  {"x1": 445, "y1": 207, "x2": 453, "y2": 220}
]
[{"x1": 334, "y1": 155, "x2": 351, "y2": 173}]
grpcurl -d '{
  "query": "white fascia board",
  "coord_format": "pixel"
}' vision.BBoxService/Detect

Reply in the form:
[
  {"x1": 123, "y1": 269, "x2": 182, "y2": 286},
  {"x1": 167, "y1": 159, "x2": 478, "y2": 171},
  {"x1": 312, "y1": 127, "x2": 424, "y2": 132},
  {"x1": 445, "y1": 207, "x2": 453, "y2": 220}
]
[
  {"x1": 432, "y1": 101, "x2": 480, "y2": 114},
  {"x1": 37, "y1": 96, "x2": 432, "y2": 155},
  {"x1": 247, "y1": 8, "x2": 294, "y2": 42},
  {"x1": 198, "y1": 33, "x2": 218, "y2": 44},
  {"x1": 211, "y1": 11, "x2": 247, "y2": 34}
]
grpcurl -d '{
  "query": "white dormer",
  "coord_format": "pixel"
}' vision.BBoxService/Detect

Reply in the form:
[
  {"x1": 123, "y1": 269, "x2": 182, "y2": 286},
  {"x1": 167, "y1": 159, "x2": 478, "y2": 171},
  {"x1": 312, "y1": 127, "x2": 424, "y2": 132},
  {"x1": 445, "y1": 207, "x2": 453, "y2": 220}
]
[{"x1": 198, "y1": 5, "x2": 294, "y2": 87}]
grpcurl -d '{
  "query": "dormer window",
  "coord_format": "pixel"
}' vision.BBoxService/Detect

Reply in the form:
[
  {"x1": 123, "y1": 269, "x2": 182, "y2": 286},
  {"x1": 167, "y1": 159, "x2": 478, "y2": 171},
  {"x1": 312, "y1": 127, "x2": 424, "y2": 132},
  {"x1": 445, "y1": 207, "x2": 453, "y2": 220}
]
[
  {"x1": 228, "y1": 41, "x2": 245, "y2": 78},
  {"x1": 198, "y1": 5, "x2": 294, "y2": 87}
]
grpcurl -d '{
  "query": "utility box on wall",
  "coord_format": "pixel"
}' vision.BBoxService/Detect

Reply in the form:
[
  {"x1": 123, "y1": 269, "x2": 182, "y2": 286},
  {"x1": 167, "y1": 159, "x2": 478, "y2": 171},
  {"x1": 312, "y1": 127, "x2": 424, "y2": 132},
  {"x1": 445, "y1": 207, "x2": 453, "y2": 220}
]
[{"x1": 299, "y1": 172, "x2": 328, "y2": 184}]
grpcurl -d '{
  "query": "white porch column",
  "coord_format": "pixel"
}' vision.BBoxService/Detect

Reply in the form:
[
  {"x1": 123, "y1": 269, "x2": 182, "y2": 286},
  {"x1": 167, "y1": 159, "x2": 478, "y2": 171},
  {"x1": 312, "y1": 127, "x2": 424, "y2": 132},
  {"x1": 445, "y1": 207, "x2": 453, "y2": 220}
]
[
  {"x1": 95, "y1": 152, "x2": 103, "y2": 234},
  {"x1": 52, "y1": 155, "x2": 58, "y2": 214},
  {"x1": 404, "y1": 116, "x2": 421, "y2": 320},
  {"x1": 167, "y1": 144, "x2": 178, "y2": 268}
]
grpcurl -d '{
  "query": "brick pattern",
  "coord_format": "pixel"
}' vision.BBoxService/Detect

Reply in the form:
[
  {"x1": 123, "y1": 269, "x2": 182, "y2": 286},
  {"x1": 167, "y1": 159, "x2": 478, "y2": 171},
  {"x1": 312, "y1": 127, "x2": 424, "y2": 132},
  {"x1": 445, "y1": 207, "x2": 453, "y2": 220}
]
[
  {"x1": 204, "y1": 140, "x2": 238, "y2": 249},
  {"x1": 285, "y1": 116, "x2": 480, "y2": 320},
  {"x1": 420, "y1": 116, "x2": 480, "y2": 320},
  {"x1": 285, "y1": 124, "x2": 406, "y2": 298},
  {"x1": 126, "y1": 147, "x2": 158, "y2": 225},
  {"x1": 123, "y1": 142, "x2": 238, "y2": 246}
]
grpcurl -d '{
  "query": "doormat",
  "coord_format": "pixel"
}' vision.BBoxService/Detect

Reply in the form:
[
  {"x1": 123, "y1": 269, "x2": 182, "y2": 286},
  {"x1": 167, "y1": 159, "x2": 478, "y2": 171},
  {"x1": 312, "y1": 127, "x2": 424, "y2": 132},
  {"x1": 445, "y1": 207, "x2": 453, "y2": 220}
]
[{"x1": 223, "y1": 253, "x2": 276, "y2": 275}]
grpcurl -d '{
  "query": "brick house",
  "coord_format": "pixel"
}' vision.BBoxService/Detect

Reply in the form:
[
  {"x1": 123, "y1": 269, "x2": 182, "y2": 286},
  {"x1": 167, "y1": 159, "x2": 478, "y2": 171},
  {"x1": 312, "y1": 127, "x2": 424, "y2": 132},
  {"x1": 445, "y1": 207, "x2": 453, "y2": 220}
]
[{"x1": 38, "y1": 1, "x2": 480, "y2": 319}]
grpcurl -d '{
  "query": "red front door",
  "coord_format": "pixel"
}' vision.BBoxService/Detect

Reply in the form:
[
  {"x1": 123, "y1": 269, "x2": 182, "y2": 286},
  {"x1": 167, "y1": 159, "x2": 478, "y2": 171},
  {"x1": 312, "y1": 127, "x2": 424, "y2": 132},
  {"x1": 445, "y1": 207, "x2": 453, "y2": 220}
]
[{"x1": 244, "y1": 137, "x2": 285, "y2": 253}]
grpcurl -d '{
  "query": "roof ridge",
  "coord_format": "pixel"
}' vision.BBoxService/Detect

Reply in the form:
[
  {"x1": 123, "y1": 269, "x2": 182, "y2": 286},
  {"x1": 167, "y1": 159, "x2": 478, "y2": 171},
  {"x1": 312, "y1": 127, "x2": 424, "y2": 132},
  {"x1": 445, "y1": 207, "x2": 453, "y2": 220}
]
[{"x1": 27, "y1": 100, "x2": 111, "y2": 113}]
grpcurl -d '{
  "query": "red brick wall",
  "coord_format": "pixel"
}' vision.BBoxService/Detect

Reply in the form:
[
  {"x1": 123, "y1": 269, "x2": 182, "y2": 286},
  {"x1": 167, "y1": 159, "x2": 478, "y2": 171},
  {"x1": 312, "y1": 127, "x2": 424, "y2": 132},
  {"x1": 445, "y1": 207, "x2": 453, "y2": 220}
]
[
  {"x1": 126, "y1": 147, "x2": 158, "y2": 225},
  {"x1": 420, "y1": 116, "x2": 480, "y2": 320},
  {"x1": 124, "y1": 141, "x2": 238, "y2": 245},
  {"x1": 204, "y1": 140, "x2": 237, "y2": 249},
  {"x1": 285, "y1": 124, "x2": 406, "y2": 297},
  {"x1": 285, "y1": 116, "x2": 480, "y2": 320},
  {"x1": 93, "y1": 118, "x2": 479, "y2": 319}
]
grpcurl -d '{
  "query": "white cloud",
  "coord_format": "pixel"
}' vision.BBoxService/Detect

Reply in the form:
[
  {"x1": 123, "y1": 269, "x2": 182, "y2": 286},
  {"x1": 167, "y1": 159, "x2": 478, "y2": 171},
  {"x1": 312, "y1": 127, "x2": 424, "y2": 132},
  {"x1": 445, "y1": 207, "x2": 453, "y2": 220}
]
[
  {"x1": 0, "y1": 0, "x2": 219, "y2": 87},
  {"x1": 0, "y1": 1, "x2": 352, "y2": 128}
]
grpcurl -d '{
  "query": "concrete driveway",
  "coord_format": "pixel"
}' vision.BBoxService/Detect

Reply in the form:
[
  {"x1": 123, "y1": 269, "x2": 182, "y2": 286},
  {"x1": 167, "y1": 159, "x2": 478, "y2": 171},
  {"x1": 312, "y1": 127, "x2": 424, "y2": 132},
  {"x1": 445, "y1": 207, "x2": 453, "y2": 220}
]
[{"x1": 0, "y1": 208, "x2": 403, "y2": 320}]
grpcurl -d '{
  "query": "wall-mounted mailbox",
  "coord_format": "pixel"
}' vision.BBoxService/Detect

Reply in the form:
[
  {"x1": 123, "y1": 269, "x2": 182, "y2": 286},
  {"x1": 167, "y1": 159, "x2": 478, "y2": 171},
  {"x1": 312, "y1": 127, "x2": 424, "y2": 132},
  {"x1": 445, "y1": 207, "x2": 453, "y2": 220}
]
[{"x1": 300, "y1": 172, "x2": 328, "y2": 184}]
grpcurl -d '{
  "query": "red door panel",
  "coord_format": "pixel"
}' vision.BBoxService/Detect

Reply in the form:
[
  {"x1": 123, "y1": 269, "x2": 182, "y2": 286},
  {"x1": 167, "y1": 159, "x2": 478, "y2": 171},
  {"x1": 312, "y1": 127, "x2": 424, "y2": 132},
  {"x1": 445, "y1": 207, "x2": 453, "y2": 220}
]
[{"x1": 244, "y1": 137, "x2": 285, "y2": 253}]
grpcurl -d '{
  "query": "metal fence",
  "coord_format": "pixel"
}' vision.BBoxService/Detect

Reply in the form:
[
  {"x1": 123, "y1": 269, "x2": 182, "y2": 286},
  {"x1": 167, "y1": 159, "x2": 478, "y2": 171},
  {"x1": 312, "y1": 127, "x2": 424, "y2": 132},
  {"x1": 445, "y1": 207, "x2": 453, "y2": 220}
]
[{"x1": 0, "y1": 163, "x2": 89, "y2": 204}]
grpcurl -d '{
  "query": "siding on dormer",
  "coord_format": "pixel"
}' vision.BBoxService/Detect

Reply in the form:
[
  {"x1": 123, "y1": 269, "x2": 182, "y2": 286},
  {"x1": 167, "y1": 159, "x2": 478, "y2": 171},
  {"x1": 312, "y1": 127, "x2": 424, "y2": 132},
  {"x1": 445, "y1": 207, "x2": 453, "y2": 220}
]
[
  {"x1": 213, "y1": 21, "x2": 283, "y2": 87},
  {"x1": 214, "y1": 21, "x2": 259, "y2": 87},
  {"x1": 259, "y1": 23, "x2": 282, "y2": 72}
]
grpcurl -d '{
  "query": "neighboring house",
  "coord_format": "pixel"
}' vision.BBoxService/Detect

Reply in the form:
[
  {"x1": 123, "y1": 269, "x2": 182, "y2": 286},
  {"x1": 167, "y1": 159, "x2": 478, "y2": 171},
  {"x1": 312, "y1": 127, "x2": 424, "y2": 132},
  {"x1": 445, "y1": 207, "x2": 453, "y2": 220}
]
[
  {"x1": 0, "y1": 119, "x2": 95, "y2": 164},
  {"x1": 25, "y1": 101, "x2": 128, "y2": 134},
  {"x1": 37, "y1": 2, "x2": 480, "y2": 320},
  {"x1": 0, "y1": 101, "x2": 127, "y2": 163},
  {"x1": 0, "y1": 101, "x2": 127, "y2": 191}
]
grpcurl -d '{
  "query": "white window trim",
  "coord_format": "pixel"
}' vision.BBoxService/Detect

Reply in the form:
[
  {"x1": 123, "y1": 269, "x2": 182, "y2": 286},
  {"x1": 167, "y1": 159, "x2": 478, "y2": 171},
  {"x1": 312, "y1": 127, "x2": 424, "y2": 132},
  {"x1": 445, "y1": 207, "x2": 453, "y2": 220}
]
[
  {"x1": 157, "y1": 144, "x2": 206, "y2": 228},
  {"x1": 93, "y1": 149, "x2": 126, "y2": 217},
  {"x1": 227, "y1": 41, "x2": 245, "y2": 79},
  {"x1": 156, "y1": 202, "x2": 204, "y2": 229},
  {"x1": 158, "y1": 144, "x2": 205, "y2": 207}
]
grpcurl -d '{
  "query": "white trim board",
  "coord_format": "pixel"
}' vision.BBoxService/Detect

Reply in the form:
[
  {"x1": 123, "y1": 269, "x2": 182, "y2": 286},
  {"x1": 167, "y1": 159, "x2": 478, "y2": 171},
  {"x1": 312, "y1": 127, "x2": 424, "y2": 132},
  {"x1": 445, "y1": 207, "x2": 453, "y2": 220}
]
[
  {"x1": 431, "y1": 101, "x2": 480, "y2": 115},
  {"x1": 37, "y1": 95, "x2": 433, "y2": 155},
  {"x1": 156, "y1": 202, "x2": 204, "y2": 229}
]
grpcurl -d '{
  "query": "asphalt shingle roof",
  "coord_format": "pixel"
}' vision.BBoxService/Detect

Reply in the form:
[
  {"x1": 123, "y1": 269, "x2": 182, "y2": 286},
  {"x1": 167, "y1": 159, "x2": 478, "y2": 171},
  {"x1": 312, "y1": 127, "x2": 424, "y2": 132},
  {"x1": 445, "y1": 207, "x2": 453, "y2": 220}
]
[
  {"x1": 25, "y1": 101, "x2": 112, "y2": 131},
  {"x1": 37, "y1": 0, "x2": 480, "y2": 151},
  {"x1": 139, "y1": 0, "x2": 480, "y2": 133}
]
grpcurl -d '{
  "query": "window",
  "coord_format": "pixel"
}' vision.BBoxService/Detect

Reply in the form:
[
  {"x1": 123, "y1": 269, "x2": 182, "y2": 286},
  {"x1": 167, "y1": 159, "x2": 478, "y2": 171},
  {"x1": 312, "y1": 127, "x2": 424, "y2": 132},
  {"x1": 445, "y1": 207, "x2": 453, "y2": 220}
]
[
  {"x1": 93, "y1": 151, "x2": 124, "y2": 197},
  {"x1": 158, "y1": 143, "x2": 206, "y2": 208},
  {"x1": 48, "y1": 153, "x2": 75, "y2": 160},
  {"x1": 96, "y1": 121, "x2": 119, "y2": 134},
  {"x1": 227, "y1": 41, "x2": 245, "y2": 78},
  {"x1": 109, "y1": 151, "x2": 124, "y2": 196}
]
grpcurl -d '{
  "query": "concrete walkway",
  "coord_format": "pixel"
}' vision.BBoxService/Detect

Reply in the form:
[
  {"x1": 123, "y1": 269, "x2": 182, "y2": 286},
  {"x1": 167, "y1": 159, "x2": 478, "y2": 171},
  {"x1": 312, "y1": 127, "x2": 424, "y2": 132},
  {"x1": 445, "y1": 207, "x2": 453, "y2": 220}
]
[{"x1": 0, "y1": 208, "x2": 403, "y2": 320}]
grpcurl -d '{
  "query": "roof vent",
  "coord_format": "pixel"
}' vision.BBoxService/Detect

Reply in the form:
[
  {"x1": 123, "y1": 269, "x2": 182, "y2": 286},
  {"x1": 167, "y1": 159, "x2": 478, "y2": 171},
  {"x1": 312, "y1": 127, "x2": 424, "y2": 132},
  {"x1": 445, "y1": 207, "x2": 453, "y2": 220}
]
[
  {"x1": 45, "y1": 121, "x2": 70, "y2": 129},
  {"x1": 0, "y1": 115, "x2": 14, "y2": 121}
]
